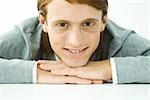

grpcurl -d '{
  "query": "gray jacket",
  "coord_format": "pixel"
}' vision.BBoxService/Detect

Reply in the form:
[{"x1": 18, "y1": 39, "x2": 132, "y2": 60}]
[{"x1": 0, "y1": 17, "x2": 150, "y2": 84}]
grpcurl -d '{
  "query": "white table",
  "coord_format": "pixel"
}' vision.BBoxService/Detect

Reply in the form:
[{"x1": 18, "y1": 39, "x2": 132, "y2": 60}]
[{"x1": 0, "y1": 84, "x2": 149, "y2": 100}]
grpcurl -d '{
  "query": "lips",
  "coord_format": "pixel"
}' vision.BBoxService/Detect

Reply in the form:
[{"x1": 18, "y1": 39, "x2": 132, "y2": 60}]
[{"x1": 63, "y1": 47, "x2": 88, "y2": 56}]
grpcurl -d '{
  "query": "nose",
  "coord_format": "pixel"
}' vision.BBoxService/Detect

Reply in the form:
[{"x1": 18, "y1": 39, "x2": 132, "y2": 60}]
[{"x1": 66, "y1": 28, "x2": 84, "y2": 48}]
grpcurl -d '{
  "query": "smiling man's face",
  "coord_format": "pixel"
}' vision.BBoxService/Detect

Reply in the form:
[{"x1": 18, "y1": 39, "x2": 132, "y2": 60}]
[{"x1": 42, "y1": 0, "x2": 106, "y2": 67}]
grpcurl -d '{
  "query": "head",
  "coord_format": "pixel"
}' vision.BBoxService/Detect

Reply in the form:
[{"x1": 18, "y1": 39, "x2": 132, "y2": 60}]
[{"x1": 38, "y1": 0, "x2": 108, "y2": 67}]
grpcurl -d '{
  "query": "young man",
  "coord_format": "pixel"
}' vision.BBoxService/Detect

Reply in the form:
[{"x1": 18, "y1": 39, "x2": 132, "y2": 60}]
[{"x1": 0, "y1": 0, "x2": 150, "y2": 84}]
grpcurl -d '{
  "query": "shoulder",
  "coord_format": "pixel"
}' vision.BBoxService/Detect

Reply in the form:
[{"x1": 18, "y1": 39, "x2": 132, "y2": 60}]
[
  {"x1": 106, "y1": 20, "x2": 133, "y2": 41},
  {"x1": 105, "y1": 20, "x2": 150, "y2": 56},
  {"x1": 0, "y1": 16, "x2": 42, "y2": 59},
  {"x1": 18, "y1": 16, "x2": 41, "y2": 33}
]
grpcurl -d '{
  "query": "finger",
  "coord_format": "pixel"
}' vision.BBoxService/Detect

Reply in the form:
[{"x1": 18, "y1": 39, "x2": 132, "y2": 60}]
[
  {"x1": 37, "y1": 60, "x2": 50, "y2": 64},
  {"x1": 38, "y1": 63, "x2": 68, "y2": 71},
  {"x1": 37, "y1": 60, "x2": 58, "y2": 65},
  {"x1": 39, "y1": 74, "x2": 92, "y2": 84},
  {"x1": 51, "y1": 68, "x2": 104, "y2": 81},
  {"x1": 92, "y1": 80, "x2": 104, "y2": 84},
  {"x1": 39, "y1": 63, "x2": 63, "y2": 71},
  {"x1": 38, "y1": 67, "x2": 91, "y2": 84},
  {"x1": 51, "y1": 68, "x2": 77, "y2": 76},
  {"x1": 37, "y1": 60, "x2": 57, "y2": 71},
  {"x1": 55, "y1": 76, "x2": 92, "y2": 84}
]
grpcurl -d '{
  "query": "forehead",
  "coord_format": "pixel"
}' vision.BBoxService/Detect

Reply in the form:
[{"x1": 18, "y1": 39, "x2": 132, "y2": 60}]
[{"x1": 46, "y1": 0, "x2": 102, "y2": 22}]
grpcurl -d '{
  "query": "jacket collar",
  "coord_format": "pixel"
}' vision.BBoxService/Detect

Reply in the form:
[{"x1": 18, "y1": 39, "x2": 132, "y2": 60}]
[{"x1": 106, "y1": 20, "x2": 133, "y2": 57}]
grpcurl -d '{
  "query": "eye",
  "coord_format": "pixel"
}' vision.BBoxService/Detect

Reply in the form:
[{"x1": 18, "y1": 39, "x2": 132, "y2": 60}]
[
  {"x1": 82, "y1": 21, "x2": 95, "y2": 27},
  {"x1": 57, "y1": 22, "x2": 68, "y2": 27},
  {"x1": 84, "y1": 22, "x2": 91, "y2": 26},
  {"x1": 60, "y1": 23, "x2": 66, "y2": 27}
]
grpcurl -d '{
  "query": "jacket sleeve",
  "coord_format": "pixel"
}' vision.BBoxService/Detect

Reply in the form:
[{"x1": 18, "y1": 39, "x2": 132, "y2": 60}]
[
  {"x1": 114, "y1": 33, "x2": 150, "y2": 83},
  {"x1": 0, "y1": 25, "x2": 35, "y2": 83},
  {"x1": 0, "y1": 58, "x2": 35, "y2": 83}
]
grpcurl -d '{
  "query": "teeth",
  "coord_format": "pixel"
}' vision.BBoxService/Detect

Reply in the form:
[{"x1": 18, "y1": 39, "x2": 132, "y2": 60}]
[
  {"x1": 69, "y1": 49, "x2": 83, "y2": 53},
  {"x1": 64, "y1": 47, "x2": 88, "y2": 55}
]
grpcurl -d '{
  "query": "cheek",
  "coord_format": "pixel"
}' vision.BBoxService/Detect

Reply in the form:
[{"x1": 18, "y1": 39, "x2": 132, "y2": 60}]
[
  {"x1": 91, "y1": 36, "x2": 100, "y2": 48},
  {"x1": 48, "y1": 33, "x2": 64, "y2": 52},
  {"x1": 89, "y1": 31, "x2": 101, "y2": 45}
]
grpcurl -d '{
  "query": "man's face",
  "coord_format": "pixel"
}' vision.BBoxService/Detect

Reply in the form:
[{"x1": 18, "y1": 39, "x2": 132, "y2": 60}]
[{"x1": 43, "y1": 0, "x2": 106, "y2": 67}]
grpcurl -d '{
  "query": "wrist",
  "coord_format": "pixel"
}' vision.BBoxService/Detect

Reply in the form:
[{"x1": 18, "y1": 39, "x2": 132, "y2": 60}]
[{"x1": 33, "y1": 61, "x2": 38, "y2": 84}]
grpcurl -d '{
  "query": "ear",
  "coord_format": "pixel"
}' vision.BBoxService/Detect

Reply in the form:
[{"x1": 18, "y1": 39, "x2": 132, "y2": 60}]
[
  {"x1": 38, "y1": 14, "x2": 48, "y2": 33},
  {"x1": 101, "y1": 15, "x2": 108, "y2": 31}
]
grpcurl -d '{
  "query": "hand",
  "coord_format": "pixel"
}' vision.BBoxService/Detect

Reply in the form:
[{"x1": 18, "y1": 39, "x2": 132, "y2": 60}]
[
  {"x1": 37, "y1": 60, "x2": 104, "y2": 84},
  {"x1": 37, "y1": 67, "x2": 91, "y2": 84},
  {"x1": 38, "y1": 60, "x2": 111, "y2": 83}
]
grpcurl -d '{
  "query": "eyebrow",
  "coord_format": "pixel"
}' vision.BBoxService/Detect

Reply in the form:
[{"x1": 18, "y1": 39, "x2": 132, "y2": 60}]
[
  {"x1": 51, "y1": 18, "x2": 99, "y2": 25},
  {"x1": 51, "y1": 20, "x2": 69, "y2": 26},
  {"x1": 83, "y1": 18, "x2": 99, "y2": 22}
]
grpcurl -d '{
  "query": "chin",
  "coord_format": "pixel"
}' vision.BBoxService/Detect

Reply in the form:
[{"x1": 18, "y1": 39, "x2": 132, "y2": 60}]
[{"x1": 63, "y1": 60, "x2": 88, "y2": 68}]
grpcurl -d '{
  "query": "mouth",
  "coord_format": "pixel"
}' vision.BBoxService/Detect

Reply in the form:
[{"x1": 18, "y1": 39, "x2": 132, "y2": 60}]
[{"x1": 63, "y1": 47, "x2": 89, "y2": 56}]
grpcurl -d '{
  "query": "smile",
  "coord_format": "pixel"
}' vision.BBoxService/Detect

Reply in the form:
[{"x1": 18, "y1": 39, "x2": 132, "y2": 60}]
[{"x1": 63, "y1": 47, "x2": 88, "y2": 56}]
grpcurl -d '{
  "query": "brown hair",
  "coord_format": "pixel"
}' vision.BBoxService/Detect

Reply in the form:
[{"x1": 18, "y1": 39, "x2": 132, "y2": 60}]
[
  {"x1": 37, "y1": 0, "x2": 108, "y2": 17},
  {"x1": 37, "y1": 0, "x2": 108, "y2": 59}
]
